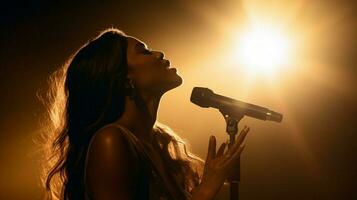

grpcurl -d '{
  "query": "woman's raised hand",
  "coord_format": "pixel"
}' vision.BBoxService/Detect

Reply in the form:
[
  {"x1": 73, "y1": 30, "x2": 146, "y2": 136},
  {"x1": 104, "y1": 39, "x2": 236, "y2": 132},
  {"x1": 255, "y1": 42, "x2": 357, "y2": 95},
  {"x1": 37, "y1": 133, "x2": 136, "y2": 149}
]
[{"x1": 192, "y1": 126, "x2": 250, "y2": 200}]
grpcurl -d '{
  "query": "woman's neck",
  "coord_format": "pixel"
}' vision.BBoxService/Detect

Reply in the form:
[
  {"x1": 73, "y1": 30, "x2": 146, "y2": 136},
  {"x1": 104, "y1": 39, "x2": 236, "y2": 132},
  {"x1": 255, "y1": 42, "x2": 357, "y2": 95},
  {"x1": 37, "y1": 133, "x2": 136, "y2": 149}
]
[{"x1": 115, "y1": 93, "x2": 162, "y2": 142}]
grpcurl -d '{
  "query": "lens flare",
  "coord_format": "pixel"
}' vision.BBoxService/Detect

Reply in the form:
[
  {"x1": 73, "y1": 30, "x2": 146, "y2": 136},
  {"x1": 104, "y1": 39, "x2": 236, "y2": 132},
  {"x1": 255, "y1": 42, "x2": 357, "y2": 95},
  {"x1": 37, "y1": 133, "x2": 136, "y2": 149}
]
[{"x1": 233, "y1": 25, "x2": 292, "y2": 76}]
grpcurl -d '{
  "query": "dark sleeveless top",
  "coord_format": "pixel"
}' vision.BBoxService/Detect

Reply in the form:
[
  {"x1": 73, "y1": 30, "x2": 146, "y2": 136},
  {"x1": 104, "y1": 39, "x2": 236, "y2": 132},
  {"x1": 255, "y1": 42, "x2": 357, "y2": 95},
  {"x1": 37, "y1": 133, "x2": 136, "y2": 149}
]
[{"x1": 83, "y1": 123, "x2": 176, "y2": 200}]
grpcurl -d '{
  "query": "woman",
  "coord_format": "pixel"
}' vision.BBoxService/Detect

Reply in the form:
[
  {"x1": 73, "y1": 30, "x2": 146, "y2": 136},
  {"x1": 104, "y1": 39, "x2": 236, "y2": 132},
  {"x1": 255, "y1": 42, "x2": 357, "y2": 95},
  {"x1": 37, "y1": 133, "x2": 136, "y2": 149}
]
[{"x1": 41, "y1": 28, "x2": 249, "y2": 200}]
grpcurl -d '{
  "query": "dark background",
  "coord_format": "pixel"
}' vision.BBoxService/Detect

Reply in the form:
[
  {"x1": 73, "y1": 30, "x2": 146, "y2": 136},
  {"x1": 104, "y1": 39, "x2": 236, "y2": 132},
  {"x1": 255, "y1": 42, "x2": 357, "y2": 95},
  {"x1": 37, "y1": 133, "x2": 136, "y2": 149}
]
[{"x1": 0, "y1": 0, "x2": 356, "y2": 199}]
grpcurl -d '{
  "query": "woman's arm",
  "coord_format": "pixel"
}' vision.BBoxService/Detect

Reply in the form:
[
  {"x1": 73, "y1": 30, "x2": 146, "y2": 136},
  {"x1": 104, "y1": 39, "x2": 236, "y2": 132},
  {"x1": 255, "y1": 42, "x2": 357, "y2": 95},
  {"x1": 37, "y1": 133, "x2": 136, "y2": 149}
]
[
  {"x1": 191, "y1": 126, "x2": 250, "y2": 200},
  {"x1": 85, "y1": 126, "x2": 139, "y2": 200}
]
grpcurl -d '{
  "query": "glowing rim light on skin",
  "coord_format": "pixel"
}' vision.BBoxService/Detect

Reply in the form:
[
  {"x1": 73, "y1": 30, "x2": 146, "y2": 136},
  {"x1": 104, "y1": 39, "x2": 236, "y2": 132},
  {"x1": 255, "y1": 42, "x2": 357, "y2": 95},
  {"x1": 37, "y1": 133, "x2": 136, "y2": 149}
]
[{"x1": 233, "y1": 25, "x2": 291, "y2": 76}]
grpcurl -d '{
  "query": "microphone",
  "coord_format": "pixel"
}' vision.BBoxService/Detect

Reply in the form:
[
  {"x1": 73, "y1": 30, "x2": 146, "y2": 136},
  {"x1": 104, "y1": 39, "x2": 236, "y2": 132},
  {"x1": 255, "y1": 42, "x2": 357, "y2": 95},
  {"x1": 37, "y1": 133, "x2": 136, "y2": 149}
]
[{"x1": 190, "y1": 87, "x2": 283, "y2": 122}]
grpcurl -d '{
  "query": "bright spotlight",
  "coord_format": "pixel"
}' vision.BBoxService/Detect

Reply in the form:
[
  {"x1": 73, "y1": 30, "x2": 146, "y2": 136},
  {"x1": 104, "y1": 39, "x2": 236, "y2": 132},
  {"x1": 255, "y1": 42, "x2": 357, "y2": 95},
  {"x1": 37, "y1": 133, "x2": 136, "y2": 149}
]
[{"x1": 233, "y1": 25, "x2": 292, "y2": 76}]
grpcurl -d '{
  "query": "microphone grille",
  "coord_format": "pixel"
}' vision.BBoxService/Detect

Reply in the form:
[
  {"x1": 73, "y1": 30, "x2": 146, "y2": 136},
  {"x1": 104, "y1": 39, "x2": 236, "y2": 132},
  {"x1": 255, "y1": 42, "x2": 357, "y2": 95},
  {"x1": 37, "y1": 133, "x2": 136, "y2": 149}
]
[{"x1": 190, "y1": 87, "x2": 214, "y2": 108}]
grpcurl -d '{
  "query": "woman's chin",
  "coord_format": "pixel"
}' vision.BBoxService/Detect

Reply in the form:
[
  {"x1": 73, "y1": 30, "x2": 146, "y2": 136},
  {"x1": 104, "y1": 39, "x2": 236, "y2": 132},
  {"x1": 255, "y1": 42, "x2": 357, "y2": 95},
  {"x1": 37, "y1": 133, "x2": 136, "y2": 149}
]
[
  {"x1": 162, "y1": 73, "x2": 183, "y2": 92},
  {"x1": 172, "y1": 72, "x2": 183, "y2": 87}
]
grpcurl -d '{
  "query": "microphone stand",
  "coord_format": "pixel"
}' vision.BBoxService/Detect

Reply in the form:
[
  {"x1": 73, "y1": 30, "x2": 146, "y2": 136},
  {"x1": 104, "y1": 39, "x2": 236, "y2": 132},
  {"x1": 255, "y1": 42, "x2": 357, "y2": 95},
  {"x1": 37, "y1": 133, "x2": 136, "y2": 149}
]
[{"x1": 220, "y1": 110, "x2": 244, "y2": 200}]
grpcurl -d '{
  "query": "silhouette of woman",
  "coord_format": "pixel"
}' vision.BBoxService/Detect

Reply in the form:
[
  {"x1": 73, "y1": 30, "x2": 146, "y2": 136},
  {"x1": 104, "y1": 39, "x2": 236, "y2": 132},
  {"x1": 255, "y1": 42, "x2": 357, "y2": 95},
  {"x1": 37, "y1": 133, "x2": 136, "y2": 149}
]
[{"x1": 40, "y1": 28, "x2": 249, "y2": 200}]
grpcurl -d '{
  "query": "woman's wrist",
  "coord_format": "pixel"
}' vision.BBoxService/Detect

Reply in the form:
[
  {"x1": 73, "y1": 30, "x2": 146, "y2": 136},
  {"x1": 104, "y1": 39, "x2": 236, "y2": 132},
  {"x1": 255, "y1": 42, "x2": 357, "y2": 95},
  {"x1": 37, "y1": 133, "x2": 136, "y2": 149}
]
[{"x1": 191, "y1": 180, "x2": 219, "y2": 200}]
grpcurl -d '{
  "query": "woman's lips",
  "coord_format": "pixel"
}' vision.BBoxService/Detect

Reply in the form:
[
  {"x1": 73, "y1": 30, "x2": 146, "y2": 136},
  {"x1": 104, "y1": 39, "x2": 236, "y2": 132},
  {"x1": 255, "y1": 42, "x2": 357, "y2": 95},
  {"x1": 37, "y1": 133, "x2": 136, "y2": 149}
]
[
  {"x1": 163, "y1": 59, "x2": 171, "y2": 68},
  {"x1": 161, "y1": 59, "x2": 177, "y2": 71},
  {"x1": 168, "y1": 68, "x2": 177, "y2": 72}
]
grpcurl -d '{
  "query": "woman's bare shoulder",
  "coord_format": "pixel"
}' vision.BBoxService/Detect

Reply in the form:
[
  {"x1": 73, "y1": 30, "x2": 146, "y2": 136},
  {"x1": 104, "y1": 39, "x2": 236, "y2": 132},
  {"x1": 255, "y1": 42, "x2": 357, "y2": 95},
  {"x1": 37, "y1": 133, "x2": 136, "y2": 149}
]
[
  {"x1": 85, "y1": 124, "x2": 140, "y2": 198},
  {"x1": 89, "y1": 124, "x2": 130, "y2": 150},
  {"x1": 86, "y1": 123, "x2": 138, "y2": 170}
]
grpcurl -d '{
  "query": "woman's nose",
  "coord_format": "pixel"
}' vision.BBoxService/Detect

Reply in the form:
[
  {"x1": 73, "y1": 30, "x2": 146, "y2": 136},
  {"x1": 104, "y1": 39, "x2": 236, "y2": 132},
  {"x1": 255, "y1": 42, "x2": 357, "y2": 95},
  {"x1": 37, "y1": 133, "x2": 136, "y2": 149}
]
[{"x1": 154, "y1": 51, "x2": 164, "y2": 60}]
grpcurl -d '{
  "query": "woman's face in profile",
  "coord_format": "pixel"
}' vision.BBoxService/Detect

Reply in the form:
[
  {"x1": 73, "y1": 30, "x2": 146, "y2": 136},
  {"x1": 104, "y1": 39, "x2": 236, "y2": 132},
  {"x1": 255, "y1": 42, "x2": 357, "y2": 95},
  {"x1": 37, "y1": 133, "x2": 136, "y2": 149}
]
[{"x1": 126, "y1": 36, "x2": 183, "y2": 95}]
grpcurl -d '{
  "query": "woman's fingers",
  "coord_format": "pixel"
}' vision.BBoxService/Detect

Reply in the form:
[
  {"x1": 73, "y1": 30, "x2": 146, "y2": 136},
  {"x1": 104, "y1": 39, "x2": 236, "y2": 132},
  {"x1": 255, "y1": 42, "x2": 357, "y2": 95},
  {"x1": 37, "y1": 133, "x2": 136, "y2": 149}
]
[
  {"x1": 216, "y1": 143, "x2": 226, "y2": 157},
  {"x1": 205, "y1": 135, "x2": 217, "y2": 163},
  {"x1": 229, "y1": 126, "x2": 249, "y2": 153},
  {"x1": 220, "y1": 126, "x2": 249, "y2": 165},
  {"x1": 205, "y1": 126, "x2": 249, "y2": 167},
  {"x1": 237, "y1": 126, "x2": 249, "y2": 144},
  {"x1": 224, "y1": 144, "x2": 246, "y2": 167}
]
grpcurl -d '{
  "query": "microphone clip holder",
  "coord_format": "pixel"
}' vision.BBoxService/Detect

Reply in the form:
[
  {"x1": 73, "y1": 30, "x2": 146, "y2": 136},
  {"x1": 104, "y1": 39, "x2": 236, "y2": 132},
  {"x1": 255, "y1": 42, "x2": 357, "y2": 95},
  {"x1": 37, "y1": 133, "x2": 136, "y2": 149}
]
[{"x1": 220, "y1": 109, "x2": 244, "y2": 200}]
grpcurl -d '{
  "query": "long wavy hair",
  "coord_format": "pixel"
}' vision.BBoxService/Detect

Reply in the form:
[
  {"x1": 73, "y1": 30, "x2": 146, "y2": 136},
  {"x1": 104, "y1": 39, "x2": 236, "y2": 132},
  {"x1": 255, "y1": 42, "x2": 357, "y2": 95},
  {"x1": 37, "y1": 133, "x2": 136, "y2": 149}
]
[{"x1": 39, "y1": 28, "x2": 203, "y2": 200}]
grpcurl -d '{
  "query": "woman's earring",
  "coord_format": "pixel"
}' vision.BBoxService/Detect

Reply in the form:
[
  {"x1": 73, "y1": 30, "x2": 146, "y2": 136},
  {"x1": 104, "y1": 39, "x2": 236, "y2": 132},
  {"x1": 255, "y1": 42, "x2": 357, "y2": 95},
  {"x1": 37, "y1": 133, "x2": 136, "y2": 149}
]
[
  {"x1": 125, "y1": 78, "x2": 148, "y2": 113},
  {"x1": 127, "y1": 79, "x2": 137, "y2": 100}
]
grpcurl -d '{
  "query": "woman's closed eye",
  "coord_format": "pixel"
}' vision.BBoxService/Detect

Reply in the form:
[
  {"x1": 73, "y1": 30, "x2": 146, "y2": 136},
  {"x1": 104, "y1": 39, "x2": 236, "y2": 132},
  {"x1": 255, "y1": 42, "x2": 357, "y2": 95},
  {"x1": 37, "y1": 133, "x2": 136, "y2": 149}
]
[
  {"x1": 135, "y1": 42, "x2": 152, "y2": 55},
  {"x1": 142, "y1": 48, "x2": 152, "y2": 55}
]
